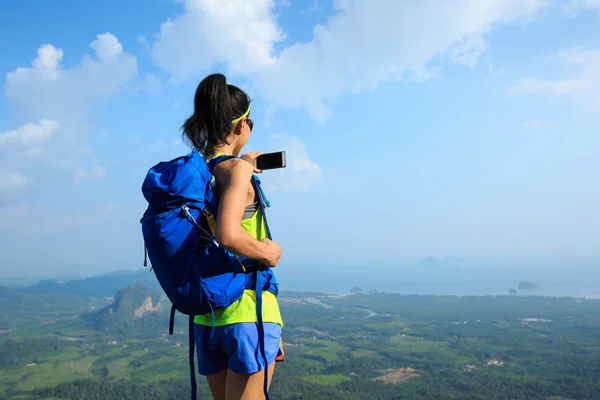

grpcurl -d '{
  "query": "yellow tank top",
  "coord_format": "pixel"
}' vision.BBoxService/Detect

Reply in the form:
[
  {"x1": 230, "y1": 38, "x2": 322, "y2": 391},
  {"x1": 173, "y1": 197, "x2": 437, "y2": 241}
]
[{"x1": 194, "y1": 155, "x2": 283, "y2": 327}]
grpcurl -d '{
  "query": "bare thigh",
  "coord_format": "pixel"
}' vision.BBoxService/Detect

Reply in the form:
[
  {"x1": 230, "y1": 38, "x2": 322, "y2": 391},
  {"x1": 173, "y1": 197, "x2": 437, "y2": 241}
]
[
  {"x1": 226, "y1": 362, "x2": 276, "y2": 400},
  {"x1": 206, "y1": 369, "x2": 228, "y2": 400}
]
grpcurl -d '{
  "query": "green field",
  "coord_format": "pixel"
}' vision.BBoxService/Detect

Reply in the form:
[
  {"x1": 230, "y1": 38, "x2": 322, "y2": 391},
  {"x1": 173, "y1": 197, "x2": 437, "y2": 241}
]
[{"x1": 2, "y1": 287, "x2": 600, "y2": 399}]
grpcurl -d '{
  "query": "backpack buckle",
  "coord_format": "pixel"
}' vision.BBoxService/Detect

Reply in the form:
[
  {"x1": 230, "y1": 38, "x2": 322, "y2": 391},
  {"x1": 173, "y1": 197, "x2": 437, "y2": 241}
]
[{"x1": 197, "y1": 235, "x2": 213, "y2": 248}]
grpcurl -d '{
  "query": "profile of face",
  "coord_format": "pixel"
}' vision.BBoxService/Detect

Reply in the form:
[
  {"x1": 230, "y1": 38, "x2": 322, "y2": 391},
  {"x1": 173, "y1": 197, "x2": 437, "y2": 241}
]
[{"x1": 233, "y1": 116, "x2": 253, "y2": 151}]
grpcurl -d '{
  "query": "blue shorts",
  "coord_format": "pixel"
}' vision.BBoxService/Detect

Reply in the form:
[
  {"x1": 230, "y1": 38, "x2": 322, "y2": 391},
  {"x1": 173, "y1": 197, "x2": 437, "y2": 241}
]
[{"x1": 195, "y1": 322, "x2": 282, "y2": 376}]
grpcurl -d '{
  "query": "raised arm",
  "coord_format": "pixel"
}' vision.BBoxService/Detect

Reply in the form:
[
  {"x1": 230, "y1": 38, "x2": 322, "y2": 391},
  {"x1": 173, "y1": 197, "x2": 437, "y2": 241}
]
[{"x1": 214, "y1": 159, "x2": 281, "y2": 267}]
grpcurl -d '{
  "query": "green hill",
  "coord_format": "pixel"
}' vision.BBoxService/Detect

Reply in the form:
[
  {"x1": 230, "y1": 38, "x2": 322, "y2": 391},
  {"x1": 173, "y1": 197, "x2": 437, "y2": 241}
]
[
  {"x1": 18, "y1": 270, "x2": 160, "y2": 298},
  {"x1": 87, "y1": 283, "x2": 165, "y2": 334}
]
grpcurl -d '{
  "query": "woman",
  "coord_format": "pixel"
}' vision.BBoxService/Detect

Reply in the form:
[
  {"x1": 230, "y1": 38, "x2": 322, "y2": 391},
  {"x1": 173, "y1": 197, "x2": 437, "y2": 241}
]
[{"x1": 182, "y1": 73, "x2": 284, "y2": 400}]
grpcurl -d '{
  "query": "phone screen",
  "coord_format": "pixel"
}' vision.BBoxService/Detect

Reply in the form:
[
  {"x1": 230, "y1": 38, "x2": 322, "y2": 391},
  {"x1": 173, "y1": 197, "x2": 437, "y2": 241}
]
[{"x1": 255, "y1": 151, "x2": 286, "y2": 170}]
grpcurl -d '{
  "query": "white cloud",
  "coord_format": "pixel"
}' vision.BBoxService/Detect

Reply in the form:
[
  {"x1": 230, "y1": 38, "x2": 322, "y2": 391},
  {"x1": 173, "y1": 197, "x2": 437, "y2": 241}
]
[
  {"x1": 90, "y1": 32, "x2": 125, "y2": 62},
  {"x1": 151, "y1": 0, "x2": 284, "y2": 79},
  {"x1": 0, "y1": 171, "x2": 28, "y2": 192},
  {"x1": 0, "y1": 119, "x2": 59, "y2": 148},
  {"x1": 151, "y1": 0, "x2": 553, "y2": 121},
  {"x1": 5, "y1": 33, "x2": 137, "y2": 121},
  {"x1": 2, "y1": 32, "x2": 137, "y2": 188},
  {"x1": 508, "y1": 48, "x2": 600, "y2": 112},
  {"x1": 256, "y1": 0, "x2": 553, "y2": 121}
]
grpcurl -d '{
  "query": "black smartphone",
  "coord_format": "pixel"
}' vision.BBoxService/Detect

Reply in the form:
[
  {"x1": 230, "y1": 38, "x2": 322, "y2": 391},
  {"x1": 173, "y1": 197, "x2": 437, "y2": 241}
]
[{"x1": 254, "y1": 151, "x2": 286, "y2": 171}]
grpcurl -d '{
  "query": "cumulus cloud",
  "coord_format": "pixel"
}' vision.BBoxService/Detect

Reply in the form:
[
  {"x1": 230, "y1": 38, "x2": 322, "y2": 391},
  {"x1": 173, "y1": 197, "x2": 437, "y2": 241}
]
[
  {"x1": 151, "y1": 0, "x2": 284, "y2": 79},
  {"x1": 0, "y1": 119, "x2": 59, "y2": 148},
  {"x1": 1, "y1": 33, "x2": 137, "y2": 189},
  {"x1": 90, "y1": 32, "x2": 124, "y2": 62},
  {"x1": 5, "y1": 33, "x2": 137, "y2": 122},
  {"x1": 508, "y1": 48, "x2": 600, "y2": 112},
  {"x1": 151, "y1": 0, "x2": 553, "y2": 121},
  {"x1": 255, "y1": 0, "x2": 554, "y2": 121}
]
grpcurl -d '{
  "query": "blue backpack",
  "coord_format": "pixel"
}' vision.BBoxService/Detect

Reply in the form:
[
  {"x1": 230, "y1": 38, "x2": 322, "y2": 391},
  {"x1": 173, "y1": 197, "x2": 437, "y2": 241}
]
[{"x1": 140, "y1": 150, "x2": 278, "y2": 400}]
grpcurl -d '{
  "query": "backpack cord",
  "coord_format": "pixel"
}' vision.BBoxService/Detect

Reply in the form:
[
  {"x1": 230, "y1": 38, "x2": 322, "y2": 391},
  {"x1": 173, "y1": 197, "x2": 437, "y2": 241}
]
[
  {"x1": 255, "y1": 271, "x2": 270, "y2": 400},
  {"x1": 181, "y1": 205, "x2": 218, "y2": 248},
  {"x1": 188, "y1": 315, "x2": 198, "y2": 400},
  {"x1": 208, "y1": 302, "x2": 216, "y2": 339},
  {"x1": 169, "y1": 304, "x2": 176, "y2": 335}
]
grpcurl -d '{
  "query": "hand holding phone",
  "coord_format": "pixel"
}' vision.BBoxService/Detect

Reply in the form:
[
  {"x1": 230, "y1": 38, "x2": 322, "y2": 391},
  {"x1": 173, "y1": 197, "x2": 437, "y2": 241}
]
[
  {"x1": 253, "y1": 151, "x2": 286, "y2": 171},
  {"x1": 240, "y1": 152, "x2": 263, "y2": 173}
]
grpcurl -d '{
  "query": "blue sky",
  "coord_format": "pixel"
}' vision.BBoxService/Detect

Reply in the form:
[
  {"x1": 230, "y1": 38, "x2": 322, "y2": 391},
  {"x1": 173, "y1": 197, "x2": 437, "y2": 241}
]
[{"x1": 0, "y1": 0, "x2": 599, "y2": 279}]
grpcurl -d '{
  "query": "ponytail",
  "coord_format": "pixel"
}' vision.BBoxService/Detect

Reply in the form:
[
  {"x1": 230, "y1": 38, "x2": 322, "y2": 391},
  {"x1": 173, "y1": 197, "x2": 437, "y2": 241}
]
[{"x1": 182, "y1": 73, "x2": 250, "y2": 155}]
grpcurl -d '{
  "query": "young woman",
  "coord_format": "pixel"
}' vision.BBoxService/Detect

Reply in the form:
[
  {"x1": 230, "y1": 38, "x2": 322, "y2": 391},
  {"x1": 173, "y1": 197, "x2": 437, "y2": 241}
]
[{"x1": 182, "y1": 73, "x2": 284, "y2": 400}]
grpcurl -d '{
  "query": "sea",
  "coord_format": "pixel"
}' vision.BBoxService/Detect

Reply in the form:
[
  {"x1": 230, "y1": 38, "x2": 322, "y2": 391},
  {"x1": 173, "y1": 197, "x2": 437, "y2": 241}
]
[{"x1": 276, "y1": 263, "x2": 600, "y2": 298}]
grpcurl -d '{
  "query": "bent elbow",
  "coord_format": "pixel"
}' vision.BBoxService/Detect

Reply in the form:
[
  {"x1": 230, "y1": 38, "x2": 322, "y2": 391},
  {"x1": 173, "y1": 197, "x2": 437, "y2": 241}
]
[{"x1": 215, "y1": 228, "x2": 236, "y2": 249}]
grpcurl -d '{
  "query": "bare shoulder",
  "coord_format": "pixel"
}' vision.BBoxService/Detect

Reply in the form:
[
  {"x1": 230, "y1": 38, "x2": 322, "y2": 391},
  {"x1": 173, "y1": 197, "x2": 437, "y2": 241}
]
[{"x1": 213, "y1": 157, "x2": 253, "y2": 183}]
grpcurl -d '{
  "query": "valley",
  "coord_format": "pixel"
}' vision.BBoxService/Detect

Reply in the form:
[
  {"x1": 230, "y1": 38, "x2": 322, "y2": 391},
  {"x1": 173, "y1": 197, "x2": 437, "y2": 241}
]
[{"x1": 2, "y1": 283, "x2": 600, "y2": 399}]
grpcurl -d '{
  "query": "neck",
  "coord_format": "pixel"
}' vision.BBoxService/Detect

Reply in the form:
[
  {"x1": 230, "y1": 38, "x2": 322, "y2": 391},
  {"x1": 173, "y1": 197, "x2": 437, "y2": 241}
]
[{"x1": 207, "y1": 143, "x2": 241, "y2": 157}]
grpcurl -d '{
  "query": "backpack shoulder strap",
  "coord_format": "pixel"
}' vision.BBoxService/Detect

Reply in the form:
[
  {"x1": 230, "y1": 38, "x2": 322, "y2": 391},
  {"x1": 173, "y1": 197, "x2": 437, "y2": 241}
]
[
  {"x1": 206, "y1": 154, "x2": 237, "y2": 174},
  {"x1": 252, "y1": 175, "x2": 272, "y2": 240},
  {"x1": 251, "y1": 176, "x2": 273, "y2": 399}
]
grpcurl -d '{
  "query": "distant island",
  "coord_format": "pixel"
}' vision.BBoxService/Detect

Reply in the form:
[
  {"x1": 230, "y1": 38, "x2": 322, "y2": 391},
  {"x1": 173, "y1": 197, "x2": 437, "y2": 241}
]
[
  {"x1": 508, "y1": 288, "x2": 518, "y2": 295},
  {"x1": 518, "y1": 281, "x2": 538, "y2": 290}
]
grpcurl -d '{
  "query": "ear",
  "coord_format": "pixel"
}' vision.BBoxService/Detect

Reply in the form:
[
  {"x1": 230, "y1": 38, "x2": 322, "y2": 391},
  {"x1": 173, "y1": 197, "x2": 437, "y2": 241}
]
[{"x1": 232, "y1": 121, "x2": 243, "y2": 136}]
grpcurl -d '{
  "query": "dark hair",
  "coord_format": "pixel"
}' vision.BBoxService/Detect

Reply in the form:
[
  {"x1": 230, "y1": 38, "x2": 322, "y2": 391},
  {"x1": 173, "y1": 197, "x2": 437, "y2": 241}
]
[{"x1": 182, "y1": 73, "x2": 250, "y2": 154}]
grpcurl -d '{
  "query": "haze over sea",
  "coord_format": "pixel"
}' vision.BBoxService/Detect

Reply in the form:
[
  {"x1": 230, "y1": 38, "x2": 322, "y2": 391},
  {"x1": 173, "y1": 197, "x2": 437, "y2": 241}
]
[
  {"x1": 281, "y1": 260, "x2": 600, "y2": 297},
  {"x1": 4, "y1": 257, "x2": 598, "y2": 299}
]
